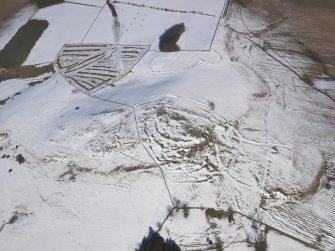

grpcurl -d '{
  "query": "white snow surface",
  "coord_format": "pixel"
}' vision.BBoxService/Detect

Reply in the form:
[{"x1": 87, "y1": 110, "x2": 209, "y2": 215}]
[
  {"x1": 65, "y1": 0, "x2": 106, "y2": 7},
  {"x1": 93, "y1": 50, "x2": 259, "y2": 120},
  {"x1": 114, "y1": 0, "x2": 226, "y2": 17},
  {"x1": 267, "y1": 231, "x2": 317, "y2": 251},
  {"x1": 0, "y1": 0, "x2": 335, "y2": 250},
  {"x1": 83, "y1": 3, "x2": 223, "y2": 50},
  {"x1": 0, "y1": 75, "x2": 171, "y2": 251},
  {"x1": 24, "y1": 3, "x2": 101, "y2": 65}
]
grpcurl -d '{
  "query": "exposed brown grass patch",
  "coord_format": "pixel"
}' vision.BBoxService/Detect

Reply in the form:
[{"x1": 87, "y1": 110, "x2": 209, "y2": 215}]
[{"x1": 0, "y1": 63, "x2": 55, "y2": 82}]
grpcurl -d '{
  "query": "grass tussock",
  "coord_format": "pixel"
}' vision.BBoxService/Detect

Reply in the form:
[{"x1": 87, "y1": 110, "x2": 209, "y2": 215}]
[
  {"x1": 254, "y1": 240, "x2": 267, "y2": 251},
  {"x1": 159, "y1": 23, "x2": 185, "y2": 52},
  {"x1": 205, "y1": 208, "x2": 234, "y2": 223},
  {"x1": 0, "y1": 19, "x2": 49, "y2": 68}
]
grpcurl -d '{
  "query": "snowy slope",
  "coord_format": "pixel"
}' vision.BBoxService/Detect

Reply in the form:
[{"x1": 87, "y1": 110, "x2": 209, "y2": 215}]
[
  {"x1": 23, "y1": 3, "x2": 101, "y2": 65},
  {"x1": 83, "y1": 3, "x2": 222, "y2": 50},
  {"x1": 0, "y1": 75, "x2": 171, "y2": 251},
  {"x1": 0, "y1": 0, "x2": 334, "y2": 250}
]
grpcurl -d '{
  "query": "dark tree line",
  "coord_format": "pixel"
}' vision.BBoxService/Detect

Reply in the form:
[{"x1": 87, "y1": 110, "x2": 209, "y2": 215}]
[{"x1": 136, "y1": 227, "x2": 181, "y2": 251}]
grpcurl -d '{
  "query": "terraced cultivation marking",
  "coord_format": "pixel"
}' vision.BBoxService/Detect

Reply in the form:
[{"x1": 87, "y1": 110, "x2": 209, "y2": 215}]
[
  {"x1": 134, "y1": 95, "x2": 335, "y2": 250},
  {"x1": 135, "y1": 96, "x2": 268, "y2": 210},
  {"x1": 56, "y1": 44, "x2": 149, "y2": 94},
  {"x1": 262, "y1": 203, "x2": 335, "y2": 250}
]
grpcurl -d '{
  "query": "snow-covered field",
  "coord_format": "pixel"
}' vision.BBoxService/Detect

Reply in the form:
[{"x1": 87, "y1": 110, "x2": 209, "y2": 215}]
[
  {"x1": 24, "y1": 3, "x2": 101, "y2": 65},
  {"x1": 83, "y1": 1, "x2": 224, "y2": 50},
  {"x1": 0, "y1": 0, "x2": 334, "y2": 250}
]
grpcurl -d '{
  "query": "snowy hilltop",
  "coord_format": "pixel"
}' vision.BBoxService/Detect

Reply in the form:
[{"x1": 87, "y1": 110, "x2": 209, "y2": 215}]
[{"x1": 0, "y1": 0, "x2": 334, "y2": 250}]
